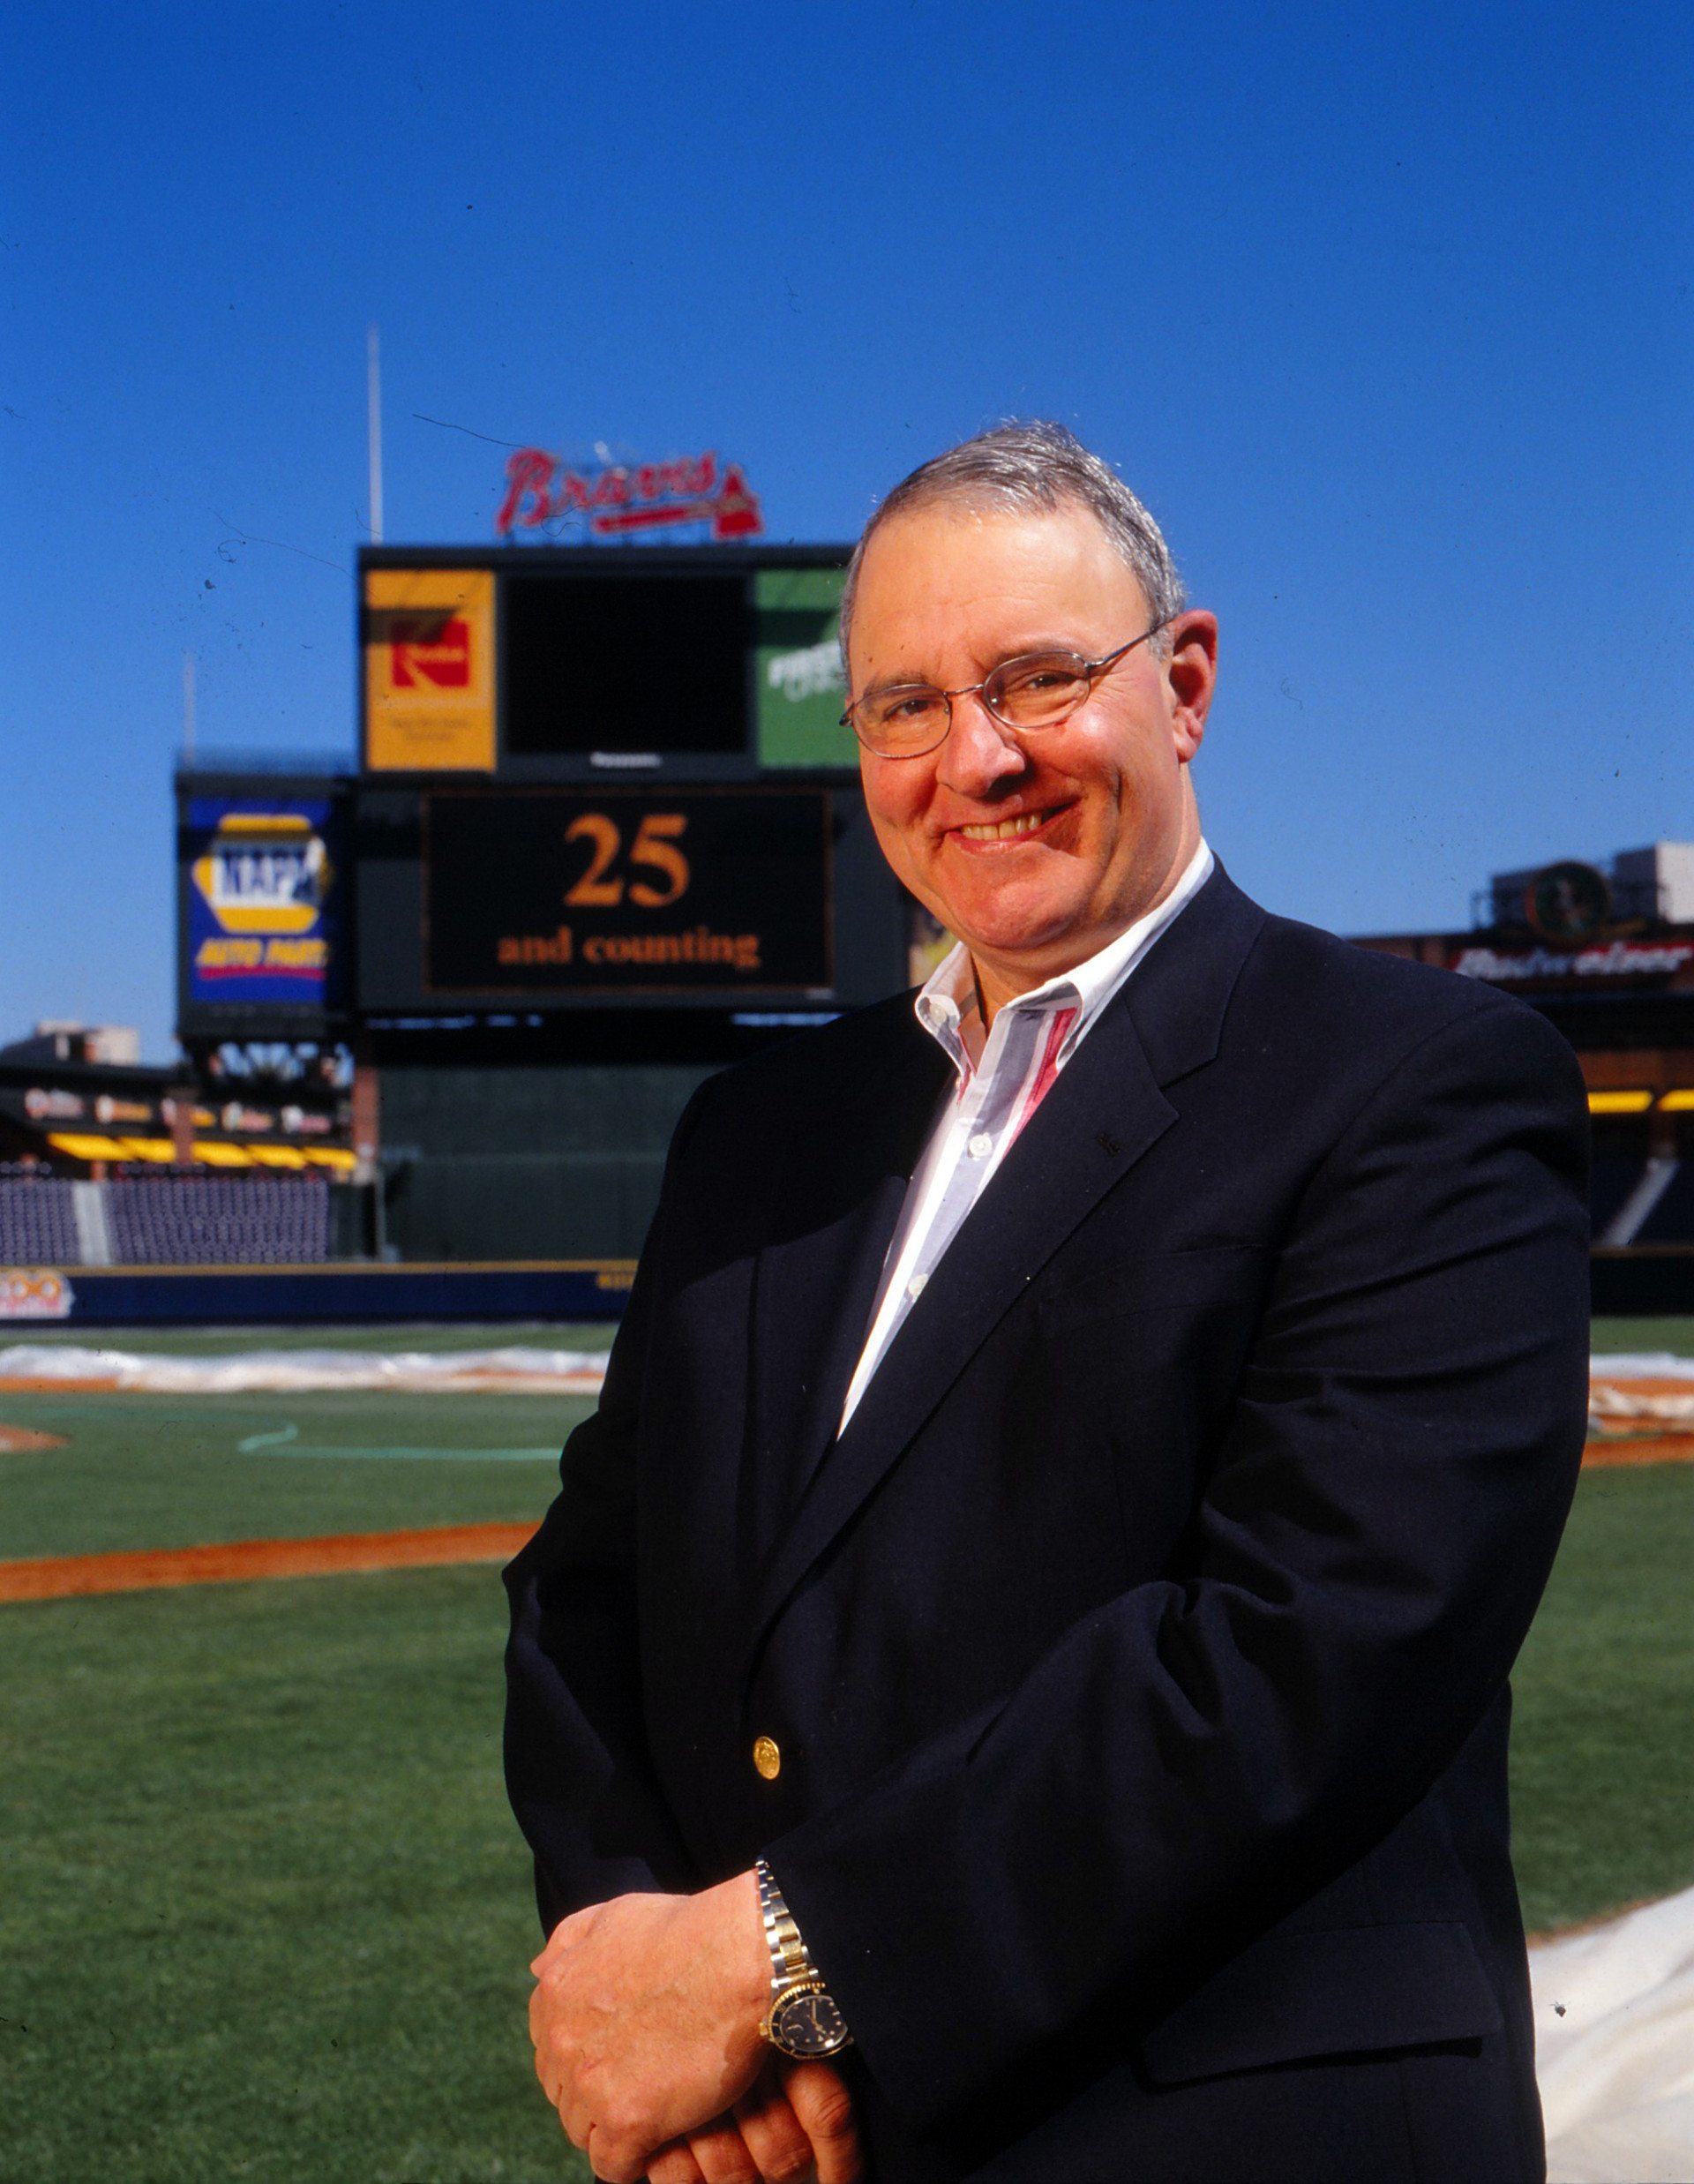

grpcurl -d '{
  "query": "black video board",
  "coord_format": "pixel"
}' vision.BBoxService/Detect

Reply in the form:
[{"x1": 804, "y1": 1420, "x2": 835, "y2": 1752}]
[
  {"x1": 424, "y1": 788, "x2": 833, "y2": 995},
  {"x1": 504, "y1": 572, "x2": 750, "y2": 758}
]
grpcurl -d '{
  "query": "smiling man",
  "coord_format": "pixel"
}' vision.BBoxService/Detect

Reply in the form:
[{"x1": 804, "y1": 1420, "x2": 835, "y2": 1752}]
[
  {"x1": 847, "y1": 486, "x2": 1210, "y2": 1012},
  {"x1": 506, "y1": 422, "x2": 1591, "y2": 2183}
]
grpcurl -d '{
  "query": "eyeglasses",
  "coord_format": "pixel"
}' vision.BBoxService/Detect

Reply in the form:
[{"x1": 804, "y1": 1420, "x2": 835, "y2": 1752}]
[{"x1": 840, "y1": 616, "x2": 1173, "y2": 759}]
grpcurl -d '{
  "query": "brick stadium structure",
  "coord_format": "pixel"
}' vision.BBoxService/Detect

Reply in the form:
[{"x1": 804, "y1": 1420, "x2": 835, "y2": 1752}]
[{"x1": 1353, "y1": 843, "x2": 1694, "y2": 1312}]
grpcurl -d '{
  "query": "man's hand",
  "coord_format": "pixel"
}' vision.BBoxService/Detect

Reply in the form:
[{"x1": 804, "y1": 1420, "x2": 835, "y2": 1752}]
[
  {"x1": 647, "y1": 2057, "x2": 862, "y2": 2184},
  {"x1": 528, "y1": 1871, "x2": 858, "y2": 2183}
]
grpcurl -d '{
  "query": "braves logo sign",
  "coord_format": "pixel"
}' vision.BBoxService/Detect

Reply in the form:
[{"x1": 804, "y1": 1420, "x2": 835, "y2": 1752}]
[{"x1": 495, "y1": 447, "x2": 763, "y2": 543}]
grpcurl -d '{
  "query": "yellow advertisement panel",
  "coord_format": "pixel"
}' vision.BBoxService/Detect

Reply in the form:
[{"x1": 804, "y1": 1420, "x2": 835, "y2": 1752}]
[{"x1": 364, "y1": 568, "x2": 496, "y2": 770}]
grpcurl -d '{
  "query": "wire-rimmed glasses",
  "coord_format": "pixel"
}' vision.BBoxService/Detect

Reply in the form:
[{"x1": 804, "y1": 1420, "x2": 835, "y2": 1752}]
[{"x1": 840, "y1": 616, "x2": 1173, "y2": 759}]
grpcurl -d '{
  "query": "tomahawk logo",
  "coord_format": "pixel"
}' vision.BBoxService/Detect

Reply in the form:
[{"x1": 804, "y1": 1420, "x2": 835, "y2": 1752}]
[{"x1": 387, "y1": 615, "x2": 473, "y2": 688}]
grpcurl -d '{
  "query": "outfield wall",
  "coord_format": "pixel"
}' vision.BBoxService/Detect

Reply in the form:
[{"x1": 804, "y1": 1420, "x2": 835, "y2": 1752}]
[
  {"x1": 0, "y1": 1260, "x2": 633, "y2": 1326},
  {"x1": 1589, "y1": 1248, "x2": 1694, "y2": 1317},
  {"x1": 1, "y1": 1248, "x2": 1687, "y2": 1328}
]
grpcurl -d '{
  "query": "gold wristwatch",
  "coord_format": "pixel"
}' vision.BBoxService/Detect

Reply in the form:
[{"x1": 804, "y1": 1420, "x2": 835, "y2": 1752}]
[{"x1": 755, "y1": 1858, "x2": 852, "y2": 2059}]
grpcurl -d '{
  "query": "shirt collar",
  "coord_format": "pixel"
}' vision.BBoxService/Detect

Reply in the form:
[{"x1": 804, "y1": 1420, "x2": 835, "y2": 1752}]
[{"x1": 915, "y1": 838, "x2": 1215, "y2": 1078}]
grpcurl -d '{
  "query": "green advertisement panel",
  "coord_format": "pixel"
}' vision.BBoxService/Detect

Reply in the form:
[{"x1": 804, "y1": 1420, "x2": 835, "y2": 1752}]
[{"x1": 754, "y1": 567, "x2": 856, "y2": 769}]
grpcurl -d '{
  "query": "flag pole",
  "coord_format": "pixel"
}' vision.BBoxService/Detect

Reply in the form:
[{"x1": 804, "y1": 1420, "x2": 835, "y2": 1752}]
[{"x1": 367, "y1": 325, "x2": 385, "y2": 545}]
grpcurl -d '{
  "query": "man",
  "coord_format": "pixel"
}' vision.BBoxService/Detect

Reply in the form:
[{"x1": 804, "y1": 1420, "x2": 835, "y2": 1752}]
[{"x1": 506, "y1": 422, "x2": 1590, "y2": 2182}]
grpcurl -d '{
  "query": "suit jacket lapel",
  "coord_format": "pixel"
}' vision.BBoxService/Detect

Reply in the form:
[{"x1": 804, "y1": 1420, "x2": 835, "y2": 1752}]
[
  {"x1": 742, "y1": 1008, "x2": 950, "y2": 1565},
  {"x1": 744, "y1": 864, "x2": 1267, "y2": 1666}
]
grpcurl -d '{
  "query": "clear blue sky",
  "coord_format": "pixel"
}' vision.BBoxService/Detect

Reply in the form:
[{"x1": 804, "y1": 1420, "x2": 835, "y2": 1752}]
[{"x1": 5, "y1": 1, "x2": 1690, "y2": 1059}]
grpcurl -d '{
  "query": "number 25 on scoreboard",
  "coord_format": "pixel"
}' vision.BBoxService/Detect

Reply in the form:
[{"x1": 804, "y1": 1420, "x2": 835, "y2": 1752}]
[{"x1": 563, "y1": 812, "x2": 691, "y2": 910}]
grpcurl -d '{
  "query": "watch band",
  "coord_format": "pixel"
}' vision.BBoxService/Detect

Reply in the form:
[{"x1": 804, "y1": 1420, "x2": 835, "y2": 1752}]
[
  {"x1": 755, "y1": 1858, "x2": 813, "y2": 1986},
  {"x1": 755, "y1": 1858, "x2": 853, "y2": 2056}
]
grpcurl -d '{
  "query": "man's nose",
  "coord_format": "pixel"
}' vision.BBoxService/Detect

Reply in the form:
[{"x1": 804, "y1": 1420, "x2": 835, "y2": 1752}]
[{"x1": 935, "y1": 690, "x2": 1028, "y2": 797}]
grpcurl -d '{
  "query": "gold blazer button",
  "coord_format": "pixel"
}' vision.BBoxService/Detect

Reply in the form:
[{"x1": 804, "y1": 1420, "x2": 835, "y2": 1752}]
[{"x1": 752, "y1": 1736, "x2": 782, "y2": 1780}]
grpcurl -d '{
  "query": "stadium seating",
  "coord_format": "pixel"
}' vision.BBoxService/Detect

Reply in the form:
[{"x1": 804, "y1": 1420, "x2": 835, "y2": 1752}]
[
  {"x1": 0, "y1": 1174, "x2": 80, "y2": 1264},
  {"x1": 0, "y1": 1157, "x2": 1685, "y2": 1267},
  {"x1": 0, "y1": 1171, "x2": 330, "y2": 1265},
  {"x1": 105, "y1": 1175, "x2": 331, "y2": 1265}
]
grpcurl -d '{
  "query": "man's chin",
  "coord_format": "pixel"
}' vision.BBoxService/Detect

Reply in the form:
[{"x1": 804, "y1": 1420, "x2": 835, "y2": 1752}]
[{"x1": 950, "y1": 912, "x2": 1104, "y2": 986}]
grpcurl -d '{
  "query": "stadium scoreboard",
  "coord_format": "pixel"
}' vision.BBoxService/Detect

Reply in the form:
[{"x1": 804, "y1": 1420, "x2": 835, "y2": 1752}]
[
  {"x1": 423, "y1": 787, "x2": 833, "y2": 997},
  {"x1": 179, "y1": 544, "x2": 911, "y2": 1040},
  {"x1": 360, "y1": 546, "x2": 853, "y2": 777}
]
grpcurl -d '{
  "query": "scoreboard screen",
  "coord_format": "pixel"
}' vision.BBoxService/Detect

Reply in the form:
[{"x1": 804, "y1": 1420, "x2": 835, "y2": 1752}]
[
  {"x1": 504, "y1": 574, "x2": 749, "y2": 757},
  {"x1": 424, "y1": 787, "x2": 833, "y2": 996}
]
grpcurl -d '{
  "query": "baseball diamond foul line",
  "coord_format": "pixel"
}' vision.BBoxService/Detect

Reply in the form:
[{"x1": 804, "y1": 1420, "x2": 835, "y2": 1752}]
[
  {"x1": 0, "y1": 1523, "x2": 537, "y2": 1603},
  {"x1": 234, "y1": 1422, "x2": 559, "y2": 1459}
]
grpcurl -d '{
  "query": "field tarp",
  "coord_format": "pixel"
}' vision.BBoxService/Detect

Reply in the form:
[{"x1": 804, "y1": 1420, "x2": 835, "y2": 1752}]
[
  {"x1": 1533, "y1": 1884, "x2": 1694, "y2": 2183},
  {"x1": 0, "y1": 1342, "x2": 608, "y2": 1394}
]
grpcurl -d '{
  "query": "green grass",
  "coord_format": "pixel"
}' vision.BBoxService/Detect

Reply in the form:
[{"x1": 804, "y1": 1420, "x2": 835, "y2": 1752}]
[
  {"x1": 1510, "y1": 1459, "x2": 1694, "y2": 1933},
  {"x1": 0, "y1": 1568, "x2": 588, "y2": 2183},
  {"x1": 0, "y1": 1392, "x2": 594, "y2": 1560},
  {"x1": 0, "y1": 1323, "x2": 615, "y2": 1561},
  {"x1": 1589, "y1": 1315, "x2": 1694, "y2": 1355},
  {"x1": 0, "y1": 1317, "x2": 1689, "y2": 2176},
  {"x1": 3, "y1": 1460, "x2": 1688, "y2": 2182}
]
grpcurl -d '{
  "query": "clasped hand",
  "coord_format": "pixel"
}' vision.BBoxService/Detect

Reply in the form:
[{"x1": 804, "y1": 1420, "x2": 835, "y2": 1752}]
[{"x1": 528, "y1": 1873, "x2": 861, "y2": 2183}]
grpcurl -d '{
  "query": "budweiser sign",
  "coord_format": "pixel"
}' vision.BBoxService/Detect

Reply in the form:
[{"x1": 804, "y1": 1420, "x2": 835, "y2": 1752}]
[
  {"x1": 1451, "y1": 940, "x2": 1694, "y2": 984},
  {"x1": 496, "y1": 447, "x2": 763, "y2": 543}
]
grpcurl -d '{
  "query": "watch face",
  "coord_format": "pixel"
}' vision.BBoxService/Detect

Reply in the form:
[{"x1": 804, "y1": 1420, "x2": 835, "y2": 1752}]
[{"x1": 769, "y1": 1982, "x2": 850, "y2": 2058}]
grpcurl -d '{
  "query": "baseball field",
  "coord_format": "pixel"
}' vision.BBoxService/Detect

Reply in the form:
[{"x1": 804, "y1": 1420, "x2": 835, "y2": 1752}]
[{"x1": 2, "y1": 1315, "x2": 1691, "y2": 2181}]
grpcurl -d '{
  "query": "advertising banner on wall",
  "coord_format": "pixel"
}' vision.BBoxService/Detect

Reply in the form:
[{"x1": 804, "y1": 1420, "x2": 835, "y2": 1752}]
[
  {"x1": 1450, "y1": 938, "x2": 1694, "y2": 987},
  {"x1": 753, "y1": 567, "x2": 855, "y2": 769},
  {"x1": 424, "y1": 787, "x2": 833, "y2": 996},
  {"x1": 364, "y1": 567, "x2": 497, "y2": 771},
  {"x1": 184, "y1": 799, "x2": 343, "y2": 1010}
]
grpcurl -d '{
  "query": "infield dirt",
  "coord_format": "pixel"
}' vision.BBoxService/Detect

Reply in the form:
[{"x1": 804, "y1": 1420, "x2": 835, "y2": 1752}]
[{"x1": 0, "y1": 1521, "x2": 536, "y2": 1602}]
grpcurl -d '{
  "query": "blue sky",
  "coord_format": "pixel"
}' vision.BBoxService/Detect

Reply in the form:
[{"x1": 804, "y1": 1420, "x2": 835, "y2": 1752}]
[{"x1": 5, "y1": 0, "x2": 1690, "y2": 1058}]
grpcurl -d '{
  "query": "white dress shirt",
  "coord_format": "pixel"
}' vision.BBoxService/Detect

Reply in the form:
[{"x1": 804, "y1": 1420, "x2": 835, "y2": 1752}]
[{"x1": 838, "y1": 839, "x2": 1215, "y2": 1431}]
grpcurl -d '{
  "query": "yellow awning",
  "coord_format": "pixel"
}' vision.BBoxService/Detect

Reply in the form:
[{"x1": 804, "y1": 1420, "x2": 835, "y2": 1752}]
[
  {"x1": 1659, "y1": 1089, "x2": 1694, "y2": 1113},
  {"x1": 1587, "y1": 1091, "x2": 1653, "y2": 1115},
  {"x1": 45, "y1": 1130, "x2": 353, "y2": 1172}
]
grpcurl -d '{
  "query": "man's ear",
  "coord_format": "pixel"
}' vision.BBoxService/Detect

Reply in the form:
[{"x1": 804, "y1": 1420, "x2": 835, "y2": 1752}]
[{"x1": 1165, "y1": 611, "x2": 1218, "y2": 762}]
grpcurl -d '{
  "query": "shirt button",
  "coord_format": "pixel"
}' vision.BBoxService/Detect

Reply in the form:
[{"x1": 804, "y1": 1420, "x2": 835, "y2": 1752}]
[
  {"x1": 753, "y1": 1736, "x2": 782, "y2": 1781},
  {"x1": 906, "y1": 1273, "x2": 927, "y2": 1300},
  {"x1": 968, "y1": 1132, "x2": 993, "y2": 1159}
]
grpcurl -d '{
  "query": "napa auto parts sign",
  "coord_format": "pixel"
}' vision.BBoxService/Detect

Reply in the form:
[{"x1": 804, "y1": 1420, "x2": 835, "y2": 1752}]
[
  {"x1": 495, "y1": 447, "x2": 763, "y2": 542},
  {"x1": 184, "y1": 799, "x2": 342, "y2": 1009}
]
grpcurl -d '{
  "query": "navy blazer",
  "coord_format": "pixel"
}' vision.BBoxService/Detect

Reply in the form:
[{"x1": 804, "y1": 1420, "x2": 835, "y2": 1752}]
[{"x1": 505, "y1": 867, "x2": 1591, "y2": 2182}]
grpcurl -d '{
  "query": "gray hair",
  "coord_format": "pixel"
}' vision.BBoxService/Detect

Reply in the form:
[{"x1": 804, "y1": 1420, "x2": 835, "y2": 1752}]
[{"x1": 837, "y1": 420, "x2": 1187, "y2": 671}]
